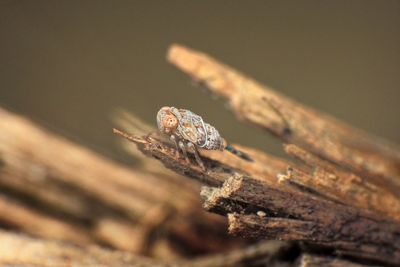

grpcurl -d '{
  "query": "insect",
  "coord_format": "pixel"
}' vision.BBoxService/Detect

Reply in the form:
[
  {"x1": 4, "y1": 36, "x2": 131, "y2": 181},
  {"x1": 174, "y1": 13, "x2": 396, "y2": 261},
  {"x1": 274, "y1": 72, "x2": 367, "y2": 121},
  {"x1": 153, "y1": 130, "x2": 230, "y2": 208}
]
[{"x1": 157, "y1": 106, "x2": 252, "y2": 170}]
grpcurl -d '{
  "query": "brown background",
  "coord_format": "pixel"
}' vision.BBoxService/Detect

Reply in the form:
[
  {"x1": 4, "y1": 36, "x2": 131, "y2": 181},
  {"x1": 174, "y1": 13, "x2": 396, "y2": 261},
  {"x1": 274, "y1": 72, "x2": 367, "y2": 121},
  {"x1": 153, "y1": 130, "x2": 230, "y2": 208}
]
[{"x1": 0, "y1": 0, "x2": 399, "y2": 164}]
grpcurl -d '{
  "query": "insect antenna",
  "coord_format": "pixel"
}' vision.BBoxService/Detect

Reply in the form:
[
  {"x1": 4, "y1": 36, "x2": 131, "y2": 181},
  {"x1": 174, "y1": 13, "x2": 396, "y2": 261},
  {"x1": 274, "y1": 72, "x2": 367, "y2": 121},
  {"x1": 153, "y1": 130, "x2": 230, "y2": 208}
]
[{"x1": 225, "y1": 145, "x2": 253, "y2": 162}]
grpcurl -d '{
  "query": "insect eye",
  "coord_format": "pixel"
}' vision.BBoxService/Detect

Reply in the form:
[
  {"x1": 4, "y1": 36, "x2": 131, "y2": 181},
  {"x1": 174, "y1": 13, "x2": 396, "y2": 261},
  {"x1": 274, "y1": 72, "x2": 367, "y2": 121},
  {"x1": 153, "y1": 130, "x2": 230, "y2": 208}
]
[{"x1": 165, "y1": 117, "x2": 176, "y2": 127}]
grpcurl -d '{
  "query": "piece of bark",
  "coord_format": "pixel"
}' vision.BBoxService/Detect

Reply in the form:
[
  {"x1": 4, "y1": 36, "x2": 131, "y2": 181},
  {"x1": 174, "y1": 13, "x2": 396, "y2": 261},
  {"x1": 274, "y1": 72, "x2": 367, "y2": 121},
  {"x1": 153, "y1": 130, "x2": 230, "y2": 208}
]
[
  {"x1": 112, "y1": 129, "x2": 231, "y2": 187},
  {"x1": 113, "y1": 109, "x2": 295, "y2": 192},
  {"x1": 113, "y1": 129, "x2": 297, "y2": 194},
  {"x1": 116, "y1": 132, "x2": 400, "y2": 265},
  {"x1": 117, "y1": 131, "x2": 400, "y2": 263},
  {"x1": 111, "y1": 109, "x2": 205, "y2": 208},
  {"x1": 297, "y1": 254, "x2": 379, "y2": 267},
  {"x1": 167, "y1": 44, "x2": 400, "y2": 195},
  {"x1": 202, "y1": 175, "x2": 400, "y2": 266},
  {"x1": 283, "y1": 144, "x2": 400, "y2": 223},
  {"x1": 202, "y1": 144, "x2": 292, "y2": 185}
]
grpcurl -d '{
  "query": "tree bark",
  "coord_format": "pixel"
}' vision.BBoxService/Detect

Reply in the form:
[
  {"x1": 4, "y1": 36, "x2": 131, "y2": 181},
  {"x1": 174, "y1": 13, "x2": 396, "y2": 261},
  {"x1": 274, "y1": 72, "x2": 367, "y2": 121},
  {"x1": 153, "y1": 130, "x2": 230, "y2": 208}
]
[
  {"x1": 167, "y1": 44, "x2": 400, "y2": 196},
  {"x1": 118, "y1": 132, "x2": 400, "y2": 266}
]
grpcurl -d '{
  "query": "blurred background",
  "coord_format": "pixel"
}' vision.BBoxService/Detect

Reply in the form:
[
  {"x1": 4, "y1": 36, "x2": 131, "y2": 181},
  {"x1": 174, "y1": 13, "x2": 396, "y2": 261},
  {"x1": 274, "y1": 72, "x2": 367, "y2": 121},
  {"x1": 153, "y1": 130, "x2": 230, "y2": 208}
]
[{"x1": 1, "y1": 0, "x2": 399, "y2": 164}]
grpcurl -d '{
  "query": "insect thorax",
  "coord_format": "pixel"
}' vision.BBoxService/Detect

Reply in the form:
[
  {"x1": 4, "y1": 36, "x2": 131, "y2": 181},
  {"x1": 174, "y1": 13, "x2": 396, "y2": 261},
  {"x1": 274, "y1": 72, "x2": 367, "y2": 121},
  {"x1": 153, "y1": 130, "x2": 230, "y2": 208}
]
[{"x1": 173, "y1": 108, "x2": 224, "y2": 151}]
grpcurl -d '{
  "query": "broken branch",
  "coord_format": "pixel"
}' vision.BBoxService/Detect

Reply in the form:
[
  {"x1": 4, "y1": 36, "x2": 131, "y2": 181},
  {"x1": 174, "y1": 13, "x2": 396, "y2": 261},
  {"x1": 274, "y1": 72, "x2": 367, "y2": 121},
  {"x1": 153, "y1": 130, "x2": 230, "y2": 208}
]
[{"x1": 167, "y1": 44, "x2": 400, "y2": 195}]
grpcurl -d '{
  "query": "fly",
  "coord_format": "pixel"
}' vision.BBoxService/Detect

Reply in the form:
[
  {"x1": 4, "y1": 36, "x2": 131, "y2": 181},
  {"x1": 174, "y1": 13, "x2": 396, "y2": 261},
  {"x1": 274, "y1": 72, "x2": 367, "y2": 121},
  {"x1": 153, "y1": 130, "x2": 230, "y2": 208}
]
[{"x1": 157, "y1": 106, "x2": 253, "y2": 170}]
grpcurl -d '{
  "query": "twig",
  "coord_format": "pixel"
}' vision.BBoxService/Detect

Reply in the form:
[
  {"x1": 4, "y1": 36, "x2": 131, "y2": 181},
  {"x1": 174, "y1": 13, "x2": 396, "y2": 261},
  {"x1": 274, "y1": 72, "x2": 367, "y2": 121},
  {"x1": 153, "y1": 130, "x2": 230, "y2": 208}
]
[
  {"x1": 113, "y1": 129, "x2": 234, "y2": 187},
  {"x1": 113, "y1": 128, "x2": 294, "y2": 190}
]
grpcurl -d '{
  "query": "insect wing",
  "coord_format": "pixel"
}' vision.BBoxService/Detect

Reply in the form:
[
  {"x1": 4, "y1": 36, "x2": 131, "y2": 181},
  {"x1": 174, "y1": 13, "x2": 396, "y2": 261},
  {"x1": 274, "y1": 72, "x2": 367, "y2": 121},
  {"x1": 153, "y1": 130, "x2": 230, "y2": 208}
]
[
  {"x1": 189, "y1": 113, "x2": 208, "y2": 147},
  {"x1": 181, "y1": 124, "x2": 199, "y2": 143},
  {"x1": 175, "y1": 110, "x2": 200, "y2": 144}
]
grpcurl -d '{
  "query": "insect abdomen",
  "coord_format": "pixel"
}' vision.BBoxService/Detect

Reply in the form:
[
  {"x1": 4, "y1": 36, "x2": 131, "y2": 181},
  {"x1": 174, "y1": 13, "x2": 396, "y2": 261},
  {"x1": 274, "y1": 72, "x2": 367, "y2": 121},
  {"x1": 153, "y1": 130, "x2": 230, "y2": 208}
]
[{"x1": 200, "y1": 124, "x2": 224, "y2": 150}]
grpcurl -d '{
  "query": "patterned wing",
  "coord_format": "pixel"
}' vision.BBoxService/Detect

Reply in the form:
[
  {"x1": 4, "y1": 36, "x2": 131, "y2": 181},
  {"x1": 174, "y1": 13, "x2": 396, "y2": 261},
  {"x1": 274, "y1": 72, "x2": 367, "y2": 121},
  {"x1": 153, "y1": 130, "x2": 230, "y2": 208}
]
[
  {"x1": 188, "y1": 111, "x2": 209, "y2": 147},
  {"x1": 171, "y1": 107, "x2": 224, "y2": 150},
  {"x1": 170, "y1": 108, "x2": 204, "y2": 144}
]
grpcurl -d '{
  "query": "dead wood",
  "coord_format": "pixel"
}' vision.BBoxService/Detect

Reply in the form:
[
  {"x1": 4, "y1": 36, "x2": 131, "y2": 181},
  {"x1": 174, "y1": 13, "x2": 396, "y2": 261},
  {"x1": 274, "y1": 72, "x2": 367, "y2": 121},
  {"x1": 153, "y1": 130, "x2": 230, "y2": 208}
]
[
  {"x1": 202, "y1": 144, "x2": 292, "y2": 185},
  {"x1": 0, "y1": 107, "x2": 240, "y2": 256},
  {"x1": 0, "y1": 194, "x2": 91, "y2": 244},
  {"x1": 185, "y1": 240, "x2": 290, "y2": 267},
  {"x1": 0, "y1": 230, "x2": 173, "y2": 267},
  {"x1": 167, "y1": 44, "x2": 400, "y2": 195},
  {"x1": 0, "y1": 108, "x2": 187, "y2": 216},
  {"x1": 118, "y1": 128, "x2": 400, "y2": 266},
  {"x1": 206, "y1": 176, "x2": 400, "y2": 265},
  {"x1": 112, "y1": 128, "x2": 230, "y2": 187},
  {"x1": 158, "y1": 44, "x2": 400, "y2": 265},
  {"x1": 297, "y1": 254, "x2": 378, "y2": 267},
  {"x1": 112, "y1": 128, "x2": 296, "y2": 191},
  {"x1": 1, "y1": 42, "x2": 399, "y2": 267},
  {"x1": 112, "y1": 109, "x2": 206, "y2": 187},
  {"x1": 0, "y1": 230, "x2": 294, "y2": 267},
  {"x1": 283, "y1": 144, "x2": 400, "y2": 223}
]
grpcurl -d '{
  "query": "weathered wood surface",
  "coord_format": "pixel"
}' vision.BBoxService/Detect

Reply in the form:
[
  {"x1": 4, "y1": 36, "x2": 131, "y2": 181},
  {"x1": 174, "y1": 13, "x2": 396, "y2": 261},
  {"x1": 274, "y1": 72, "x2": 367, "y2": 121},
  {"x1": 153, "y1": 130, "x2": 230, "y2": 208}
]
[
  {"x1": 110, "y1": 44, "x2": 400, "y2": 266},
  {"x1": 167, "y1": 44, "x2": 400, "y2": 196},
  {"x1": 297, "y1": 254, "x2": 378, "y2": 267},
  {"x1": 0, "y1": 230, "x2": 291, "y2": 267},
  {"x1": 0, "y1": 194, "x2": 91, "y2": 244},
  {"x1": 118, "y1": 132, "x2": 400, "y2": 266},
  {"x1": 185, "y1": 240, "x2": 290, "y2": 267},
  {"x1": 283, "y1": 144, "x2": 400, "y2": 223},
  {"x1": 0, "y1": 230, "x2": 173, "y2": 267},
  {"x1": 0, "y1": 107, "x2": 241, "y2": 257},
  {"x1": 212, "y1": 178, "x2": 400, "y2": 263},
  {"x1": 2, "y1": 42, "x2": 400, "y2": 267}
]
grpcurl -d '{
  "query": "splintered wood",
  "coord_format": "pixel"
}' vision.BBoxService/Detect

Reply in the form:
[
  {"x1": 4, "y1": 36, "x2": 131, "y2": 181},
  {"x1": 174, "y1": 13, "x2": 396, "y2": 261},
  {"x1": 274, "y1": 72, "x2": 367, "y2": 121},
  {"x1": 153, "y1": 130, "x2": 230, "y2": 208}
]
[
  {"x1": 168, "y1": 44, "x2": 400, "y2": 196},
  {"x1": 113, "y1": 44, "x2": 400, "y2": 266},
  {"x1": 1, "y1": 43, "x2": 400, "y2": 267},
  {"x1": 115, "y1": 132, "x2": 400, "y2": 266}
]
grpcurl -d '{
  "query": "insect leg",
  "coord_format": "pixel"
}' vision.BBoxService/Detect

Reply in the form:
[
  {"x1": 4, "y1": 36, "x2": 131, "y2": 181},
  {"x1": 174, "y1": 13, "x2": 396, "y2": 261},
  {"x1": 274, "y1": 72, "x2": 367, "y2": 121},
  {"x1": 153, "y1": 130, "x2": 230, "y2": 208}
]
[
  {"x1": 170, "y1": 135, "x2": 180, "y2": 157},
  {"x1": 178, "y1": 140, "x2": 191, "y2": 165},
  {"x1": 187, "y1": 142, "x2": 205, "y2": 171}
]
